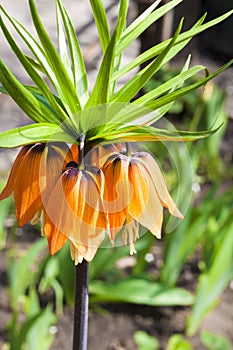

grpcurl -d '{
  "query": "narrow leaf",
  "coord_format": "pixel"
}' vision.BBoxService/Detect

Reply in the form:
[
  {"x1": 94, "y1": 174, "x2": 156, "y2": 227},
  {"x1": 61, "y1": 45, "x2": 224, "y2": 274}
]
[
  {"x1": 111, "y1": 19, "x2": 184, "y2": 102},
  {"x1": 0, "y1": 123, "x2": 74, "y2": 148},
  {"x1": 113, "y1": 11, "x2": 233, "y2": 81},
  {"x1": 116, "y1": 0, "x2": 183, "y2": 55},
  {"x1": 133, "y1": 64, "x2": 205, "y2": 107},
  {"x1": 0, "y1": 16, "x2": 68, "y2": 123},
  {"x1": 56, "y1": 0, "x2": 89, "y2": 107},
  {"x1": 89, "y1": 0, "x2": 111, "y2": 52},
  {"x1": 29, "y1": 0, "x2": 82, "y2": 115},
  {"x1": 85, "y1": 29, "x2": 118, "y2": 108},
  {"x1": 90, "y1": 279, "x2": 193, "y2": 306},
  {"x1": 145, "y1": 60, "x2": 233, "y2": 111},
  {"x1": 0, "y1": 60, "x2": 52, "y2": 123}
]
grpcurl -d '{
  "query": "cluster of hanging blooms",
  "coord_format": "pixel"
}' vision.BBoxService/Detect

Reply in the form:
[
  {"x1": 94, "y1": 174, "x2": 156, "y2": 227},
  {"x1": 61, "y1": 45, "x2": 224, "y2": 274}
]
[{"x1": 0, "y1": 140, "x2": 183, "y2": 264}]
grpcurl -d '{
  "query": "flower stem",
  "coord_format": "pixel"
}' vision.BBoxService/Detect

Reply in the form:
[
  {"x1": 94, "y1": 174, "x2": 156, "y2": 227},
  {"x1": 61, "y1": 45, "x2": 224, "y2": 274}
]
[{"x1": 72, "y1": 259, "x2": 89, "y2": 350}]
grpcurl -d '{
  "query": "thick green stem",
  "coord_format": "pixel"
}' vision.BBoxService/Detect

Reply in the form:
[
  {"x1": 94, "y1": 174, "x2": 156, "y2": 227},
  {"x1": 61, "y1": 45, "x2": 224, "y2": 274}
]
[{"x1": 72, "y1": 260, "x2": 89, "y2": 350}]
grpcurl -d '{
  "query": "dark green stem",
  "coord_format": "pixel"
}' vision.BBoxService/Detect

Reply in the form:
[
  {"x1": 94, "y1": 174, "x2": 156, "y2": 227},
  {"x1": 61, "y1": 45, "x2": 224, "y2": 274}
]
[{"x1": 72, "y1": 260, "x2": 89, "y2": 350}]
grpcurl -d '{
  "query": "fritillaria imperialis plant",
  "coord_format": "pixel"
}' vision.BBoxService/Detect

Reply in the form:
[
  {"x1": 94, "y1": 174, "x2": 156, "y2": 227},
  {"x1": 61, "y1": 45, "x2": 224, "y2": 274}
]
[{"x1": 0, "y1": 0, "x2": 232, "y2": 348}]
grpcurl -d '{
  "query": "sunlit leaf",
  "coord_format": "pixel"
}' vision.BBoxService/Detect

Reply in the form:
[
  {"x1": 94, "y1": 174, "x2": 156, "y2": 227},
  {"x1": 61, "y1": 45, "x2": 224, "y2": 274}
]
[
  {"x1": 56, "y1": 0, "x2": 89, "y2": 107},
  {"x1": 90, "y1": 0, "x2": 111, "y2": 52},
  {"x1": 116, "y1": 0, "x2": 183, "y2": 55},
  {"x1": 90, "y1": 279, "x2": 193, "y2": 305},
  {"x1": 29, "y1": 0, "x2": 82, "y2": 116},
  {"x1": 0, "y1": 123, "x2": 75, "y2": 148}
]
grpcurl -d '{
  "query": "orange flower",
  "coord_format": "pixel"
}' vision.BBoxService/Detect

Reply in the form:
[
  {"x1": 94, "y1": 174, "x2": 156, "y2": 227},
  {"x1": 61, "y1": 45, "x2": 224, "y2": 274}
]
[
  {"x1": 0, "y1": 142, "x2": 72, "y2": 226},
  {"x1": 102, "y1": 151, "x2": 183, "y2": 254},
  {"x1": 43, "y1": 162, "x2": 108, "y2": 263}
]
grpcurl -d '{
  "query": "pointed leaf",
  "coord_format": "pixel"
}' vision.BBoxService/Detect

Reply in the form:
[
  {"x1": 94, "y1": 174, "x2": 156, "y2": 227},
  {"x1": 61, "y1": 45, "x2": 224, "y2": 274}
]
[
  {"x1": 90, "y1": 0, "x2": 111, "y2": 52},
  {"x1": 114, "y1": 11, "x2": 233, "y2": 81},
  {"x1": 29, "y1": 0, "x2": 81, "y2": 115},
  {"x1": 0, "y1": 123, "x2": 74, "y2": 148},
  {"x1": 0, "y1": 16, "x2": 68, "y2": 123},
  {"x1": 116, "y1": 0, "x2": 183, "y2": 55},
  {"x1": 0, "y1": 5, "x2": 58, "y2": 89},
  {"x1": 0, "y1": 60, "x2": 53, "y2": 123},
  {"x1": 90, "y1": 279, "x2": 193, "y2": 306},
  {"x1": 85, "y1": 29, "x2": 118, "y2": 108},
  {"x1": 56, "y1": 0, "x2": 89, "y2": 107},
  {"x1": 145, "y1": 59, "x2": 233, "y2": 111},
  {"x1": 111, "y1": 19, "x2": 184, "y2": 102},
  {"x1": 133, "y1": 64, "x2": 205, "y2": 107}
]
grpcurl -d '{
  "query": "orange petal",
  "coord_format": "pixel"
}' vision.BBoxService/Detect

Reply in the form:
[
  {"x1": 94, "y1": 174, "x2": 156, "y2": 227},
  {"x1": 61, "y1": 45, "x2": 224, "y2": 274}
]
[
  {"x1": 40, "y1": 143, "x2": 73, "y2": 206},
  {"x1": 43, "y1": 213, "x2": 68, "y2": 255},
  {"x1": 14, "y1": 144, "x2": 45, "y2": 226},
  {"x1": 70, "y1": 144, "x2": 79, "y2": 163},
  {"x1": 102, "y1": 155, "x2": 130, "y2": 240},
  {"x1": 128, "y1": 160, "x2": 163, "y2": 239},
  {"x1": 0, "y1": 145, "x2": 31, "y2": 200},
  {"x1": 136, "y1": 152, "x2": 183, "y2": 219},
  {"x1": 128, "y1": 160, "x2": 149, "y2": 219},
  {"x1": 44, "y1": 166, "x2": 107, "y2": 251}
]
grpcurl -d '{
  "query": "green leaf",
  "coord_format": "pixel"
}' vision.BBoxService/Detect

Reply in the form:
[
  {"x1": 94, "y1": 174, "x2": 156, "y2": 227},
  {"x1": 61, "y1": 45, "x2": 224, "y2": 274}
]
[
  {"x1": 85, "y1": 29, "x2": 118, "y2": 108},
  {"x1": 110, "y1": 0, "x2": 129, "y2": 95},
  {"x1": 26, "y1": 305, "x2": 56, "y2": 350},
  {"x1": 116, "y1": 0, "x2": 183, "y2": 55},
  {"x1": 0, "y1": 123, "x2": 74, "y2": 148},
  {"x1": 29, "y1": 0, "x2": 82, "y2": 116},
  {"x1": 8, "y1": 239, "x2": 47, "y2": 310},
  {"x1": 0, "y1": 5, "x2": 59, "y2": 90},
  {"x1": 134, "y1": 331, "x2": 159, "y2": 350},
  {"x1": 90, "y1": 124, "x2": 219, "y2": 144},
  {"x1": 56, "y1": 0, "x2": 89, "y2": 107},
  {"x1": 167, "y1": 334, "x2": 193, "y2": 350},
  {"x1": 114, "y1": 11, "x2": 232, "y2": 80},
  {"x1": 0, "y1": 16, "x2": 68, "y2": 123},
  {"x1": 145, "y1": 59, "x2": 233, "y2": 111},
  {"x1": 90, "y1": 279, "x2": 193, "y2": 306},
  {"x1": 111, "y1": 18, "x2": 184, "y2": 102},
  {"x1": 200, "y1": 330, "x2": 232, "y2": 350},
  {"x1": 133, "y1": 63, "x2": 204, "y2": 107},
  {"x1": 90, "y1": 0, "x2": 111, "y2": 52},
  {"x1": 0, "y1": 60, "x2": 54, "y2": 123},
  {"x1": 124, "y1": 0, "x2": 162, "y2": 35},
  {"x1": 186, "y1": 221, "x2": 233, "y2": 335},
  {"x1": 0, "y1": 185, "x2": 12, "y2": 249}
]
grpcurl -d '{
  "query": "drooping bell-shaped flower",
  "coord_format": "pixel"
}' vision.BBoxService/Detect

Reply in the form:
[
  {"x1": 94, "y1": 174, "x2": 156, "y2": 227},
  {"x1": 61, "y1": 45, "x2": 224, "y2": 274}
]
[
  {"x1": 102, "y1": 150, "x2": 183, "y2": 253},
  {"x1": 43, "y1": 162, "x2": 108, "y2": 263},
  {"x1": 0, "y1": 142, "x2": 72, "y2": 226}
]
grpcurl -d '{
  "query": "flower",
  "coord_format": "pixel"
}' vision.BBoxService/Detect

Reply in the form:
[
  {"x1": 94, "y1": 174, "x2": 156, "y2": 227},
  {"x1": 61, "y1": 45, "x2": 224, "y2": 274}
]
[
  {"x1": 102, "y1": 150, "x2": 183, "y2": 254},
  {"x1": 0, "y1": 142, "x2": 72, "y2": 226},
  {"x1": 43, "y1": 162, "x2": 108, "y2": 264},
  {"x1": 0, "y1": 141, "x2": 182, "y2": 264}
]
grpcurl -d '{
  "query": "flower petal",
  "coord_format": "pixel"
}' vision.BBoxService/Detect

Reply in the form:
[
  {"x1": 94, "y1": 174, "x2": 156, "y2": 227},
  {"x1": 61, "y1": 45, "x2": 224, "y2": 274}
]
[
  {"x1": 128, "y1": 159, "x2": 163, "y2": 239},
  {"x1": 0, "y1": 145, "x2": 31, "y2": 200},
  {"x1": 136, "y1": 152, "x2": 183, "y2": 219},
  {"x1": 14, "y1": 144, "x2": 46, "y2": 226},
  {"x1": 102, "y1": 155, "x2": 130, "y2": 240},
  {"x1": 43, "y1": 214, "x2": 68, "y2": 255}
]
